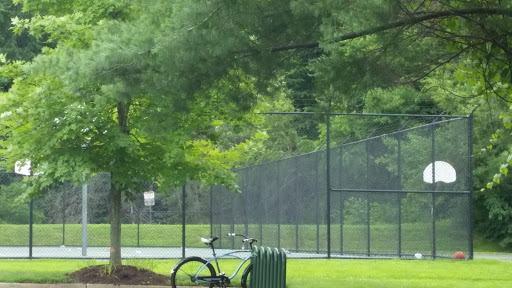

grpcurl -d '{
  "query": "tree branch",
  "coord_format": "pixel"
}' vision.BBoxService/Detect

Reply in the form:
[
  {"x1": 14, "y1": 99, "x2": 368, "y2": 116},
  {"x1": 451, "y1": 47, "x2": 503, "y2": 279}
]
[
  {"x1": 483, "y1": 56, "x2": 511, "y2": 103},
  {"x1": 399, "y1": 45, "x2": 474, "y2": 84},
  {"x1": 457, "y1": 13, "x2": 512, "y2": 57},
  {"x1": 270, "y1": 7, "x2": 512, "y2": 52},
  {"x1": 269, "y1": 41, "x2": 320, "y2": 52}
]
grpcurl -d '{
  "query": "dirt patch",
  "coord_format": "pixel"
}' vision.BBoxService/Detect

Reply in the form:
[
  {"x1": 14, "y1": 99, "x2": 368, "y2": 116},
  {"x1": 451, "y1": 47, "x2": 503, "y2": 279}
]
[{"x1": 68, "y1": 265, "x2": 170, "y2": 286}]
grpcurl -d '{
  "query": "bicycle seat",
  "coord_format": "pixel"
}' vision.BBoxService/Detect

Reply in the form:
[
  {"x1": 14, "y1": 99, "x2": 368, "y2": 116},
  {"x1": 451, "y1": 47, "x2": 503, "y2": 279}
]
[{"x1": 200, "y1": 236, "x2": 219, "y2": 245}]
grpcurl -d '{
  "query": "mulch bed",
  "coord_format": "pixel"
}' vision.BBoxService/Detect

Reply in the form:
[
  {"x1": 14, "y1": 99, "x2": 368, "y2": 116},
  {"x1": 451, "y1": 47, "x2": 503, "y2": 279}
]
[{"x1": 68, "y1": 265, "x2": 170, "y2": 286}]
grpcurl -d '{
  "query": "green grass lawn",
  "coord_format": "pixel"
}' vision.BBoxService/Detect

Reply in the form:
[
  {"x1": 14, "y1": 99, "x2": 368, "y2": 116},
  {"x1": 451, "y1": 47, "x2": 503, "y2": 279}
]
[
  {"x1": 0, "y1": 222, "x2": 497, "y2": 262},
  {"x1": 0, "y1": 222, "x2": 474, "y2": 254},
  {"x1": 0, "y1": 223, "x2": 510, "y2": 287},
  {"x1": 0, "y1": 224, "x2": 212, "y2": 246},
  {"x1": 0, "y1": 258, "x2": 511, "y2": 287}
]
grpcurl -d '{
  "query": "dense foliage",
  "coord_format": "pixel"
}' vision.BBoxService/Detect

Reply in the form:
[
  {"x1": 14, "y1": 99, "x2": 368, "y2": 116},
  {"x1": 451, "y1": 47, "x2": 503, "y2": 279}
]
[{"x1": 1, "y1": 0, "x2": 512, "y2": 261}]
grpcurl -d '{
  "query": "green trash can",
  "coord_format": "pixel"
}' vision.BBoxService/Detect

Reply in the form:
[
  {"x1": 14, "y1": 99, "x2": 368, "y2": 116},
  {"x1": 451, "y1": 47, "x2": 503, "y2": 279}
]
[{"x1": 251, "y1": 246, "x2": 286, "y2": 288}]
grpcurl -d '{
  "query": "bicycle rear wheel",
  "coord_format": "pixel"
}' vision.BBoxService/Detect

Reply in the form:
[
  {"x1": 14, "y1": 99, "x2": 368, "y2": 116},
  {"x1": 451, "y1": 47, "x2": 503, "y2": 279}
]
[
  {"x1": 170, "y1": 256, "x2": 216, "y2": 288},
  {"x1": 241, "y1": 263, "x2": 253, "y2": 288}
]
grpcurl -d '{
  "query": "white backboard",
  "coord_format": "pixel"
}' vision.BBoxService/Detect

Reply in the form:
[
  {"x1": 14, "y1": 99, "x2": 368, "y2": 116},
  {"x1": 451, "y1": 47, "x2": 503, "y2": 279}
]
[
  {"x1": 14, "y1": 160, "x2": 31, "y2": 176},
  {"x1": 423, "y1": 161, "x2": 456, "y2": 184}
]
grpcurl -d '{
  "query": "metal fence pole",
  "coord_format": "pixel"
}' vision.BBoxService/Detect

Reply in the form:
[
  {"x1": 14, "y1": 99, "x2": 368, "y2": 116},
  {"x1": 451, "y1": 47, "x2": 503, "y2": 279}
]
[
  {"x1": 219, "y1": 224, "x2": 223, "y2": 247},
  {"x1": 431, "y1": 124, "x2": 437, "y2": 259},
  {"x1": 244, "y1": 170, "x2": 249, "y2": 237},
  {"x1": 209, "y1": 187, "x2": 213, "y2": 237},
  {"x1": 468, "y1": 112, "x2": 475, "y2": 259},
  {"x1": 315, "y1": 154, "x2": 320, "y2": 254},
  {"x1": 366, "y1": 141, "x2": 371, "y2": 257},
  {"x1": 258, "y1": 172, "x2": 263, "y2": 246},
  {"x1": 326, "y1": 113, "x2": 331, "y2": 259},
  {"x1": 29, "y1": 197, "x2": 33, "y2": 259},
  {"x1": 397, "y1": 132, "x2": 403, "y2": 257},
  {"x1": 137, "y1": 211, "x2": 140, "y2": 247},
  {"x1": 181, "y1": 184, "x2": 186, "y2": 259},
  {"x1": 294, "y1": 158, "x2": 299, "y2": 252},
  {"x1": 230, "y1": 195, "x2": 235, "y2": 249},
  {"x1": 62, "y1": 188, "x2": 66, "y2": 246},
  {"x1": 339, "y1": 146, "x2": 344, "y2": 255},
  {"x1": 277, "y1": 160, "x2": 281, "y2": 250},
  {"x1": 81, "y1": 181, "x2": 88, "y2": 256}
]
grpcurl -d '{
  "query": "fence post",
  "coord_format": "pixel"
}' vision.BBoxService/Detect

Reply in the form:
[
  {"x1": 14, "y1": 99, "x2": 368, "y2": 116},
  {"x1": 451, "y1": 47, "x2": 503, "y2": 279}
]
[
  {"x1": 397, "y1": 132, "x2": 403, "y2": 257},
  {"x1": 431, "y1": 123, "x2": 437, "y2": 259},
  {"x1": 339, "y1": 145, "x2": 344, "y2": 255},
  {"x1": 315, "y1": 153, "x2": 320, "y2": 254},
  {"x1": 326, "y1": 112, "x2": 331, "y2": 259},
  {"x1": 366, "y1": 141, "x2": 371, "y2": 256},
  {"x1": 137, "y1": 210, "x2": 140, "y2": 247},
  {"x1": 468, "y1": 111, "x2": 475, "y2": 259},
  {"x1": 81, "y1": 180, "x2": 88, "y2": 256},
  {"x1": 62, "y1": 188, "x2": 66, "y2": 246},
  {"x1": 29, "y1": 197, "x2": 33, "y2": 259},
  {"x1": 230, "y1": 194, "x2": 235, "y2": 249},
  {"x1": 294, "y1": 157, "x2": 299, "y2": 252},
  {"x1": 181, "y1": 184, "x2": 186, "y2": 258},
  {"x1": 244, "y1": 169, "x2": 249, "y2": 237},
  {"x1": 258, "y1": 170, "x2": 263, "y2": 246},
  {"x1": 209, "y1": 187, "x2": 213, "y2": 238},
  {"x1": 277, "y1": 160, "x2": 281, "y2": 250}
]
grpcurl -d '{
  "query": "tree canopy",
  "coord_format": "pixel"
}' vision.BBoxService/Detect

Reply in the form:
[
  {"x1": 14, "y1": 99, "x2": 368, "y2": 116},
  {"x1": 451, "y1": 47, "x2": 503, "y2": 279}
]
[
  {"x1": 2, "y1": 0, "x2": 512, "y2": 261},
  {"x1": 0, "y1": 0, "x2": 293, "y2": 264}
]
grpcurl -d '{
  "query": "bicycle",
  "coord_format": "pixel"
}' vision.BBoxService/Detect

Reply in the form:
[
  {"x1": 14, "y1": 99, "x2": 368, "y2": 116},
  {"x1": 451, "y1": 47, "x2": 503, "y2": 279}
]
[{"x1": 170, "y1": 232, "x2": 257, "y2": 288}]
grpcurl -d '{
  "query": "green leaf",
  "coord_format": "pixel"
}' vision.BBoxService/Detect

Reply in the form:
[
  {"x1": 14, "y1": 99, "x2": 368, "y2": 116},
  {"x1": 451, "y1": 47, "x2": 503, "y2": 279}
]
[
  {"x1": 500, "y1": 164, "x2": 508, "y2": 176},
  {"x1": 493, "y1": 173, "x2": 501, "y2": 184}
]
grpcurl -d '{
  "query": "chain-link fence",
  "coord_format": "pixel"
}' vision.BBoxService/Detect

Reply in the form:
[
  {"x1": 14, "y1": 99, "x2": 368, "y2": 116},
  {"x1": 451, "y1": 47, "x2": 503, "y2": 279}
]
[
  {"x1": 211, "y1": 112, "x2": 473, "y2": 259},
  {"x1": 0, "y1": 174, "x2": 212, "y2": 259},
  {"x1": 0, "y1": 112, "x2": 472, "y2": 260}
]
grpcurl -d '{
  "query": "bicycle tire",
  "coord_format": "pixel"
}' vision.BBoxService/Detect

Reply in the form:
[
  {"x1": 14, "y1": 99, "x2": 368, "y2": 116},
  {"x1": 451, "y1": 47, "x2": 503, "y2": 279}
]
[
  {"x1": 170, "y1": 256, "x2": 216, "y2": 288},
  {"x1": 240, "y1": 263, "x2": 253, "y2": 288}
]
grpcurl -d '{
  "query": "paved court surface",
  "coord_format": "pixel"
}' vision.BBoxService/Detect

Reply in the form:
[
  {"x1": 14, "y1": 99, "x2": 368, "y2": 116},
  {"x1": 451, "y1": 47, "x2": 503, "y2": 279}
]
[
  {"x1": 473, "y1": 253, "x2": 512, "y2": 261},
  {"x1": 0, "y1": 246, "x2": 231, "y2": 259},
  {"x1": 0, "y1": 246, "x2": 352, "y2": 259},
  {"x1": 1, "y1": 246, "x2": 511, "y2": 261},
  {"x1": 0, "y1": 246, "x2": 420, "y2": 259}
]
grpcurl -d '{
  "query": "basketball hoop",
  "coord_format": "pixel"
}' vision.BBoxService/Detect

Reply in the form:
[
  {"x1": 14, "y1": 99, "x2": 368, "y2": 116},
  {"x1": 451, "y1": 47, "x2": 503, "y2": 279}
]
[{"x1": 423, "y1": 161, "x2": 456, "y2": 184}]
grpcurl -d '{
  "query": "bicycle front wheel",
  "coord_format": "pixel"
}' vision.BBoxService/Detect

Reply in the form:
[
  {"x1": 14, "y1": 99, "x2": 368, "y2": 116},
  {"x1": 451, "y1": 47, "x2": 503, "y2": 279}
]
[
  {"x1": 241, "y1": 263, "x2": 253, "y2": 288},
  {"x1": 170, "y1": 256, "x2": 216, "y2": 288}
]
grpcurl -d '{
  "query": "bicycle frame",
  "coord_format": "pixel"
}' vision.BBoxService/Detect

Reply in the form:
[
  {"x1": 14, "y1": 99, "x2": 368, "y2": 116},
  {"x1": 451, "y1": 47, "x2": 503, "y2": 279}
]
[
  {"x1": 170, "y1": 233, "x2": 258, "y2": 287},
  {"x1": 193, "y1": 248, "x2": 252, "y2": 284}
]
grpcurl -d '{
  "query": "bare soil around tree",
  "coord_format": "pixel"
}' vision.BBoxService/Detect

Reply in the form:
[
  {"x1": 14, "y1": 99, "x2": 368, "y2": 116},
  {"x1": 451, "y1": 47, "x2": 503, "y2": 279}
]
[{"x1": 68, "y1": 265, "x2": 170, "y2": 286}]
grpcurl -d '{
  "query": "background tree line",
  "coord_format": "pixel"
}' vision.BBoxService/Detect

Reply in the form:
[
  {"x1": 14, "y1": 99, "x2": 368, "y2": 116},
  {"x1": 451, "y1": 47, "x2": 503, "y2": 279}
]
[{"x1": 0, "y1": 0, "x2": 512, "y2": 264}]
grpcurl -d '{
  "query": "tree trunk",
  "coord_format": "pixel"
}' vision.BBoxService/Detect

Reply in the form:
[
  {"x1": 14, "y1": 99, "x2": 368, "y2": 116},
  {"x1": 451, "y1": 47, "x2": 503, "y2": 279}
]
[
  {"x1": 109, "y1": 100, "x2": 130, "y2": 266},
  {"x1": 109, "y1": 184, "x2": 123, "y2": 266}
]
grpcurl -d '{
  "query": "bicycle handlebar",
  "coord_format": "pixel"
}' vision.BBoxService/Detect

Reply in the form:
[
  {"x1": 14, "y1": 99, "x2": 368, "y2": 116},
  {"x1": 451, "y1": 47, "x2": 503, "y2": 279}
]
[
  {"x1": 227, "y1": 232, "x2": 248, "y2": 238},
  {"x1": 227, "y1": 233, "x2": 257, "y2": 243}
]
